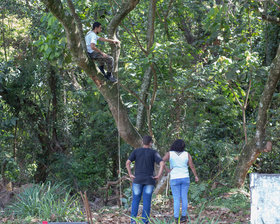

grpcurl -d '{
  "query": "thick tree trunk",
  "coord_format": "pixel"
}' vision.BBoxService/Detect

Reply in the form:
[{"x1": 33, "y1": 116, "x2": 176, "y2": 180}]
[
  {"x1": 42, "y1": 0, "x2": 143, "y2": 148},
  {"x1": 234, "y1": 44, "x2": 280, "y2": 187},
  {"x1": 49, "y1": 67, "x2": 65, "y2": 152}
]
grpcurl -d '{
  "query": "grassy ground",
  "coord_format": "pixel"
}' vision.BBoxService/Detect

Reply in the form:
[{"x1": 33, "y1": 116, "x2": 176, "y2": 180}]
[
  {"x1": 1, "y1": 183, "x2": 250, "y2": 224},
  {"x1": 92, "y1": 192, "x2": 250, "y2": 223}
]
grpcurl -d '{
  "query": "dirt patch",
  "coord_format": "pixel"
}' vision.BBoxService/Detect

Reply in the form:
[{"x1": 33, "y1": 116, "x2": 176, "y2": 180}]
[{"x1": 91, "y1": 201, "x2": 250, "y2": 223}]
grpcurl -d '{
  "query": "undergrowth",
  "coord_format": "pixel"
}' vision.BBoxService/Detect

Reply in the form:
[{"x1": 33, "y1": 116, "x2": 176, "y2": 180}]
[{"x1": 5, "y1": 182, "x2": 84, "y2": 223}]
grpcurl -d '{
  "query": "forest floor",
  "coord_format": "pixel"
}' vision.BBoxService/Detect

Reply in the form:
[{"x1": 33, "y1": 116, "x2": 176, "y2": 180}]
[
  {"x1": 0, "y1": 203, "x2": 250, "y2": 224},
  {"x1": 92, "y1": 199, "x2": 250, "y2": 224},
  {"x1": 0, "y1": 184, "x2": 250, "y2": 224}
]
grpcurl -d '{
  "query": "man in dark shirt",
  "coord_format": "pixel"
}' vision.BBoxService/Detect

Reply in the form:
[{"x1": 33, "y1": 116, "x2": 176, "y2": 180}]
[{"x1": 126, "y1": 136, "x2": 165, "y2": 224}]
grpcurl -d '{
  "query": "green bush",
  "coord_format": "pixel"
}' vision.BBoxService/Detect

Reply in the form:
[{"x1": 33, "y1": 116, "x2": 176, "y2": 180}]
[
  {"x1": 210, "y1": 188, "x2": 250, "y2": 213},
  {"x1": 188, "y1": 182, "x2": 208, "y2": 204},
  {"x1": 6, "y1": 182, "x2": 83, "y2": 222}
]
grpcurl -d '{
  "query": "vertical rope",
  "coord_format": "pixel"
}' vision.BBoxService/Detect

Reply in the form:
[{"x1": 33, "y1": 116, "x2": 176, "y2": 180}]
[{"x1": 117, "y1": 74, "x2": 122, "y2": 208}]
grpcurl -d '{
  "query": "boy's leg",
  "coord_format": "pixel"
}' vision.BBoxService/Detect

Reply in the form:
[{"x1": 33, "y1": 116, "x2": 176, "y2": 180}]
[
  {"x1": 98, "y1": 65, "x2": 106, "y2": 75},
  {"x1": 131, "y1": 183, "x2": 143, "y2": 223},
  {"x1": 88, "y1": 52, "x2": 105, "y2": 74},
  {"x1": 89, "y1": 52, "x2": 117, "y2": 82},
  {"x1": 103, "y1": 55, "x2": 114, "y2": 73},
  {"x1": 91, "y1": 52, "x2": 114, "y2": 73},
  {"x1": 142, "y1": 184, "x2": 154, "y2": 223},
  {"x1": 103, "y1": 55, "x2": 117, "y2": 82}
]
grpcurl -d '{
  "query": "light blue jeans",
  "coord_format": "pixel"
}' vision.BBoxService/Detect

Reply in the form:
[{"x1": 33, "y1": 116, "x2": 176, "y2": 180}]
[
  {"x1": 170, "y1": 177, "x2": 190, "y2": 218},
  {"x1": 131, "y1": 183, "x2": 154, "y2": 224}
]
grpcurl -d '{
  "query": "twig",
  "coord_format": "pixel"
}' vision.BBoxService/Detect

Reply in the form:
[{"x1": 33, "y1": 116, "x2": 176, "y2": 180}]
[
  {"x1": 80, "y1": 191, "x2": 93, "y2": 224},
  {"x1": 270, "y1": 0, "x2": 280, "y2": 10},
  {"x1": 227, "y1": 81, "x2": 243, "y2": 108},
  {"x1": 244, "y1": 80, "x2": 252, "y2": 110},
  {"x1": 121, "y1": 19, "x2": 147, "y2": 54}
]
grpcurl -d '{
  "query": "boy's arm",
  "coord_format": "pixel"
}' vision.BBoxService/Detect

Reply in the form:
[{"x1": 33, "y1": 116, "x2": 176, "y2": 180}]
[
  {"x1": 153, "y1": 161, "x2": 165, "y2": 179},
  {"x1": 90, "y1": 43, "x2": 107, "y2": 57},
  {"x1": 99, "y1": 37, "x2": 120, "y2": 45},
  {"x1": 126, "y1": 160, "x2": 135, "y2": 181}
]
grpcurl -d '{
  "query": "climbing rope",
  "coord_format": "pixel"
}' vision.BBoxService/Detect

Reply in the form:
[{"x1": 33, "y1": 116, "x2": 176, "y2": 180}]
[{"x1": 117, "y1": 68, "x2": 122, "y2": 207}]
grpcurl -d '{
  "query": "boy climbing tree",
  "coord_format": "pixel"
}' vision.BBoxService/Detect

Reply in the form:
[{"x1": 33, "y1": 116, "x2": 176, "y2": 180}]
[{"x1": 85, "y1": 21, "x2": 120, "y2": 82}]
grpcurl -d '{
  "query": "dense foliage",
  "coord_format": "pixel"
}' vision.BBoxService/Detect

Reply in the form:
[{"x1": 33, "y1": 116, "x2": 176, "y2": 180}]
[{"x1": 0, "y1": 0, "x2": 279, "y2": 208}]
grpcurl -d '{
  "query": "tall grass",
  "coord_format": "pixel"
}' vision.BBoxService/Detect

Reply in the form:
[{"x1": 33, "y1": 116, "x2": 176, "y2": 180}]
[{"x1": 6, "y1": 182, "x2": 83, "y2": 222}]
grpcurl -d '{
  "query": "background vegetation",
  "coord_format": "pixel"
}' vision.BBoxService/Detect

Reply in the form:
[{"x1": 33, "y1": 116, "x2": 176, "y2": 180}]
[{"x1": 0, "y1": 0, "x2": 279, "y2": 222}]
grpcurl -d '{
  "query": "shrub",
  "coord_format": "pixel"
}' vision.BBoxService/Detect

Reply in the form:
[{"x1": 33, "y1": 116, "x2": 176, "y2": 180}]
[{"x1": 6, "y1": 182, "x2": 83, "y2": 222}]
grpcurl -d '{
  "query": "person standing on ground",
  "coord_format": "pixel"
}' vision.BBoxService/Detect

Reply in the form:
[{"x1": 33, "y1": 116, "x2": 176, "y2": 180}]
[
  {"x1": 85, "y1": 21, "x2": 119, "y2": 82},
  {"x1": 162, "y1": 139, "x2": 199, "y2": 223},
  {"x1": 126, "y1": 136, "x2": 165, "y2": 224}
]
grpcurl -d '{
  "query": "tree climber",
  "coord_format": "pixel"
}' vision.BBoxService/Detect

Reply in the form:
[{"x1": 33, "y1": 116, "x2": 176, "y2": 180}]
[{"x1": 85, "y1": 21, "x2": 120, "y2": 83}]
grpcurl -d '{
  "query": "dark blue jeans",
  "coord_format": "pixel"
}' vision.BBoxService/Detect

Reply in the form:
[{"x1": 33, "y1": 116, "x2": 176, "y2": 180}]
[
  {"x1": 131, "y1": 183, "x2": 154, "y2": 224},
  {"x1": 170, "y1": 177, "x2": 190, "y2": 218}
]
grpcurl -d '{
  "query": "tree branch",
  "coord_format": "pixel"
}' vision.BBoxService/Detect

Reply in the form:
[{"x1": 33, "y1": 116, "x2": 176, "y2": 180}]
[
  {"x1": 122, "y1": 21, "x2": 148, "y2": 54},
  {"x1": 255, "y1": 44, "x2": 280, "y2": 148},
  {"x1": 66, "y1": 0, "x2": 87, "y2": 52},
  {"x1": 107, "y1": 0, "x2": 140, "y2": 37},
  {"x1": 227, "y1": 82, "x2": 243, "y2": 108},
  {"x1": 42, "y1": 0, "x2": 143, "y2": 148},
  {"x1": 244, "y1": 80, "x2": 252, "y2": 110},
  {"x1": 261, "y1": 14, "x2": 280, "y2": 25}
]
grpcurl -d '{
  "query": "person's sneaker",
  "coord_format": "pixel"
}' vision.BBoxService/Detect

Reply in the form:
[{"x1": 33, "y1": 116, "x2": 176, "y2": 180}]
[
  {"x1": 108, "y1": 75, "x2": 117, "y2": 83},
  {"x1": 106, "y1": 72, "x2": 117, "y2": 83},
  {"x1": 181, "y1": 216, "x2": 187, "y2": 222},
  {"x1": 174, "y1": 218, "x2": 179, "y2": 223}
]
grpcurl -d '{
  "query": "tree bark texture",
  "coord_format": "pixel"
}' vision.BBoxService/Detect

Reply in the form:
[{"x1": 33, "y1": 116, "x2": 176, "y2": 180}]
[
  {"x1": 42, "y1": 0, "x2": 143, "y2": 148},
  {"x1": 234, "y1": 44, "x2": 280, "y2": 187}
]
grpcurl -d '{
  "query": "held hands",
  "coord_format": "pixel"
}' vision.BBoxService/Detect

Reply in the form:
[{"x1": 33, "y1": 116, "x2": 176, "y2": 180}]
[
  {"x1": 153, "y1": 174, "x2": 161, "y2": 180},
  {"x1": 165, "y1": 168, "x2": 171, "y2": 174}
]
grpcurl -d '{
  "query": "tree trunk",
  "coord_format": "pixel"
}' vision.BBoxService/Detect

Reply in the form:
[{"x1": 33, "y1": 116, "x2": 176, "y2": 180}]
[
  {"x1": 234, "y1": 44, "x2": 280, "y2": 187},
  {"x1": 49, "y1": 67, "x2": 65, "y2": 152},
  {"x1": 136, "y1": 0, "x2": 156, "y2": 131},
  {"x1": 42, "y1": 0, "x2": 143, "y2": 148},
  {"x1": 136, "y1": 67, "x2": 152, "y2": 130}
]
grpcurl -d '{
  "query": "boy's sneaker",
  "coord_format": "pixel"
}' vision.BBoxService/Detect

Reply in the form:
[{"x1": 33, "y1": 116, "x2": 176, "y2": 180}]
[
  {"x1": 108, "y1": 75, "x2": 117, "y2": 83},
  {"x1": 106, "y1": 72, "x2": 117, "y2": 83},
  {"x1": 181, "y1": 216, "x2": 187, "y2": 222}
]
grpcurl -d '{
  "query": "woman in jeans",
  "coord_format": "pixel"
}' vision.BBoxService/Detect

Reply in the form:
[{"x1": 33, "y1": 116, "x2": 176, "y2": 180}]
[{"x1": 163, "y1": 139, "x2": 199, "y2": 223}]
